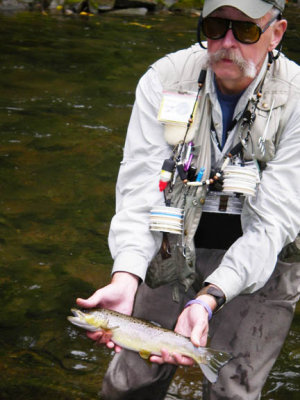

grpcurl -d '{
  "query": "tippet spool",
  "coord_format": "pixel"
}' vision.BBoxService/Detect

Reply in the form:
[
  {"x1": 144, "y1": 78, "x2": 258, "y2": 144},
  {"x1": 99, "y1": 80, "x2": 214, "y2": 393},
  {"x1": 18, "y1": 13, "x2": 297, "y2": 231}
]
[
  {"x1": 150, "y1": 206, "x2": 184, "y2": 235},
  {"x1": 222, "y1": 165, "x2": 259, "y2": 197}
]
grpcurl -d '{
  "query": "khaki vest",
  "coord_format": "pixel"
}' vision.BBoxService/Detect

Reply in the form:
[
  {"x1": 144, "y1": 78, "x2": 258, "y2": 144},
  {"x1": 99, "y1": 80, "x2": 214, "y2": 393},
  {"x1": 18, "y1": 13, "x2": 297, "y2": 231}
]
[{"x1": 145, "y1": 45, "x2": 300, "y2": 296}]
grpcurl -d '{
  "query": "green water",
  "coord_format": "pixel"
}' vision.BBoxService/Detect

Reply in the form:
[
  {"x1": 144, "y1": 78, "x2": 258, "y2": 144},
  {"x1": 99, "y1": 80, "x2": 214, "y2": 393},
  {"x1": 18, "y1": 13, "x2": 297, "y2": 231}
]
[{"x1": 0, "y1": 8, "x2": 299, "y2": 400}]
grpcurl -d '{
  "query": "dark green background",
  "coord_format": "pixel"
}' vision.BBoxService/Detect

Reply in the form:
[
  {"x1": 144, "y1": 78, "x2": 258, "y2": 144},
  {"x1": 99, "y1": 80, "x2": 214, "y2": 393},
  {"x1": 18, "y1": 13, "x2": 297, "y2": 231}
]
[{"x1": 0, "y1": 8, "x2": 299, "y2": 399}]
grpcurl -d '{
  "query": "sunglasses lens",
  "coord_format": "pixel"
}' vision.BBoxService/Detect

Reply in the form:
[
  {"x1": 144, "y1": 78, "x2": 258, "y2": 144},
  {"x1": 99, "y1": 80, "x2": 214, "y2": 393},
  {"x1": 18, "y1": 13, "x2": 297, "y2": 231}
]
[
  {"x1": 202, "y1": 18, "x2": 228, "y2": 40},
  {"x1": 202, "y1": 18, "x2": 262, "y2": 44},
  {"x1": 233, "y1": 21, "x2": 261, "y2": 44}
]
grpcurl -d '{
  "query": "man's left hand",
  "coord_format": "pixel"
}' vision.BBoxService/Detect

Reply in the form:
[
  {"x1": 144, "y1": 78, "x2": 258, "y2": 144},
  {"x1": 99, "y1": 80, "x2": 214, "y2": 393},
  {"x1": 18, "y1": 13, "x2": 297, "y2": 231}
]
[{"x1": 149, "y1": 302, "x2": 210, "y2": 366}]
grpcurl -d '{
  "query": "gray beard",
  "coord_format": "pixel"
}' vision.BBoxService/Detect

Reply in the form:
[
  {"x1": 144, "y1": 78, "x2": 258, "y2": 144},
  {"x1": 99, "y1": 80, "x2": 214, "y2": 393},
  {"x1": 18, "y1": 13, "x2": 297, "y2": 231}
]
[{"x1": 203, "y1": 49, "x2": 257, "y2": 79}]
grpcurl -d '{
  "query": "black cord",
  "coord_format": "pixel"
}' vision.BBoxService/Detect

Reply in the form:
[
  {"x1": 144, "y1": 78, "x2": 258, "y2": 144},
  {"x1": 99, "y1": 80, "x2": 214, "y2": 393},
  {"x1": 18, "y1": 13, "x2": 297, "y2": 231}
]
[{"x1": 197, "y1": 15, "x2": 207, "y2": 49}]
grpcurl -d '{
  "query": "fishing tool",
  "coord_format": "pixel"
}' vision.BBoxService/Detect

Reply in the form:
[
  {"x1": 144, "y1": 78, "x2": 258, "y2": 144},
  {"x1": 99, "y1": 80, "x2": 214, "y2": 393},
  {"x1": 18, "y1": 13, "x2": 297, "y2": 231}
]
[
  {"x1": 239, "y1": 52, "x2": 275, "y2": 152},
  {"x1": 258, "y1": 98, "x2": 275, "y2": 157},
  {"x1": 176, "y1": 162, "x2": 188, "y2": 181},
  {"x1": 196, "y1": 167, "x2": 205, "y2": 182},
  {"x1": 185, "y1": 138, "x2": 259, "y2": 197},
  {"x1": 159, "y1": 158, "x2": 176, "y2": 192},
  {"x1": 222, "y1": 163, "x2": 260, "y2": 197},
  {"x1": 156, "y1": 70, "x2": 207, "y2": 195},
  {"x1": 186, "y1": 167, "x2": 206, "y2": 187},
  {"x1": 176, "y1": 70, "x2": 206, "y2": 163},
  {"x1": 212, "y1": 140, "x2": 260, "y2": 197},
  {"x1": 205, "y1": 58, "x2": 274, "y2": 197},
  {"x1": 151, "y1": 73, "x2": 207, "y2": 237},
  {"x1": 187, "y1": 166, "x2": 197, "y2": 182},
  {"x1": 149, "y1": 206, "x2": 184, "y2": 235},
  {"x1": 183, "y1": 141, "x2": 194, "y2": 171},
  {"x1": 200, "y1": 56, "x2": 274, "y2": 198}
]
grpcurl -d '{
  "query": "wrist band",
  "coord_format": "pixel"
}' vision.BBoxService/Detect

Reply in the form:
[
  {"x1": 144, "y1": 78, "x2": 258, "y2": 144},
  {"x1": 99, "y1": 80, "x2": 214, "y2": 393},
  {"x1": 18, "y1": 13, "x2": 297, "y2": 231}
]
[{"x1": 184, "y1": 299, "x2": 213, "y2": 320}]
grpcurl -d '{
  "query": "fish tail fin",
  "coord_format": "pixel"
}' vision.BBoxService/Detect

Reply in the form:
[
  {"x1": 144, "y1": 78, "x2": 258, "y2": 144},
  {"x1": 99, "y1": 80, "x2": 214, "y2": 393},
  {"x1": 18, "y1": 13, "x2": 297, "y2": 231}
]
[{"x1": 195, "y1": 348, "x2": 232, "y2": 383}]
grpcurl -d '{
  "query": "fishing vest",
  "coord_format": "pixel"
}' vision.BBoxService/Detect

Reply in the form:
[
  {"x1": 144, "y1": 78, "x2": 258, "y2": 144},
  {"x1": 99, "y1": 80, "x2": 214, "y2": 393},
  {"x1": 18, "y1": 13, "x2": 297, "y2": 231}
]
[{"x1": 145, "y1": 44, "x2": 300, "y2": 298}]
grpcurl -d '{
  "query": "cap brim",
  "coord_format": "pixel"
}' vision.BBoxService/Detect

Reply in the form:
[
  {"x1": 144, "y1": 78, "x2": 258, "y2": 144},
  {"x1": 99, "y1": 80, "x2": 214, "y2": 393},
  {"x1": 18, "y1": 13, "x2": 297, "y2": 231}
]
[{"x1": 202, "y1": 0, "x2": 273, "y2": 19}]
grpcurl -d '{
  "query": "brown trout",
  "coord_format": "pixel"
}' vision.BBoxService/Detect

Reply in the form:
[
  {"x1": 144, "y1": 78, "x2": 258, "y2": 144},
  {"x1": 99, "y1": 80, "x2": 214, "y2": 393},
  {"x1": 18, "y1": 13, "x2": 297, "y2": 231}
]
[{"x1": 68, "y1": 308, "x2": 231, "y2": 383}]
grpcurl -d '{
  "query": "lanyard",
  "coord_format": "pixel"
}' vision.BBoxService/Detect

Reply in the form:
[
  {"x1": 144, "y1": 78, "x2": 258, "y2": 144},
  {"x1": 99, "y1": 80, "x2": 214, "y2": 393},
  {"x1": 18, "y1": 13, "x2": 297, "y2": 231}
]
[{"x1": 210, "y1": 117, "x2": 238, "y2": 151}]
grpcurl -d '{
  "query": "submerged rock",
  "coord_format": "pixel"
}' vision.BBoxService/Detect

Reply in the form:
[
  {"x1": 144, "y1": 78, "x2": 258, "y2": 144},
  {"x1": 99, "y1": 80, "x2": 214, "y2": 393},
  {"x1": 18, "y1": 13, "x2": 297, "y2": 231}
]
[
  {"x1": 94, "y1": 0, "x2": 115, "y2": 12},
  {"x1": 109, "y1": 6, "x2": 148, "y2": 14},
  {"x1": 114, "y1": 0, "x2": 157, "y2": 11},
  {"x1": 0, "y1": 0, "x2": 203, "y2": 13},
  {"x1": 0, "y1": 0, "x2": 27, "y2": 11}
]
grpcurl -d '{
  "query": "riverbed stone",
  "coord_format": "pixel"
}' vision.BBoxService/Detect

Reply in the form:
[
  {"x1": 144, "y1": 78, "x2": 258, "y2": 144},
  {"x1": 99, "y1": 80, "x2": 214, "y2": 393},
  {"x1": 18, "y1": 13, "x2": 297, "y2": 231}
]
[
  {"x1": 93, "y1": 0, "x2": 115, "y2": 12},
  {"x1": 0, "y1": 0, "x2": 27, "y2": 11},
  {"x1": 114, "y1": 0, "x2": 157, "y2": 11},
  {"x1": 49, "y1": 0, "x2": 64, "y2": 9},
  {"x1": 109, "y1": 6, "x2": 148, "y2": 14}
]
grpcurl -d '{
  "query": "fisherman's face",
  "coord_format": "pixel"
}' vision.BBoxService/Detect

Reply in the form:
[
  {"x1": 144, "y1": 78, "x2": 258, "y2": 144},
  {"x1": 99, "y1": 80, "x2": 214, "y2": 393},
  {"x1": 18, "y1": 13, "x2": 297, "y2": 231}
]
[{"x1": 206, "y1": 6, "x2": 287, "y2": 94}]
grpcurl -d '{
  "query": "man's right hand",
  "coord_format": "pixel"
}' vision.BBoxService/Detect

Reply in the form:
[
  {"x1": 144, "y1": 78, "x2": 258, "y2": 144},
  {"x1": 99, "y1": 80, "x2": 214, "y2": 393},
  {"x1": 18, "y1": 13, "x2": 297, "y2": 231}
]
[{"x1": 76, "y1": 271, "x2": 139, "y2": 351}]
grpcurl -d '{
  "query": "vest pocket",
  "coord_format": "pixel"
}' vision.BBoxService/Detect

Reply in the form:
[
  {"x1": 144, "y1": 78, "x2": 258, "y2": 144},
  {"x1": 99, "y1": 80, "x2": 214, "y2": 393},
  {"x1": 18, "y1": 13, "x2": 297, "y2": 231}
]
[{"x1": 146, "y1": 233, "x2": 196, "y2": 290}]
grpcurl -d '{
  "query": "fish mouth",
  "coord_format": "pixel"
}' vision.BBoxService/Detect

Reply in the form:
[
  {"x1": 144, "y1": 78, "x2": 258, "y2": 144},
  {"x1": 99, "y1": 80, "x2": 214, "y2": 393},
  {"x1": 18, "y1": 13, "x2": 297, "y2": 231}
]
[
  {"x1": 68, "y1": 309, "x2": 100, "y2": 332},
  {"x1": 70, "y1": 308, "x2": 88, "y2": 319},
  {"x1": 70, "y1": 308, "x2": 82, "y2": 317}
]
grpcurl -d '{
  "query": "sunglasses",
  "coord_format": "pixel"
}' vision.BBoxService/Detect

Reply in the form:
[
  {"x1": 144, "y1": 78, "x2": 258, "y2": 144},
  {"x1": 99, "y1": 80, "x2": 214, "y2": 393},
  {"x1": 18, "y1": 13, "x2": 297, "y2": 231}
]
[{"x1": 201, "y1": 15, "x2": 280, "y2": 44}]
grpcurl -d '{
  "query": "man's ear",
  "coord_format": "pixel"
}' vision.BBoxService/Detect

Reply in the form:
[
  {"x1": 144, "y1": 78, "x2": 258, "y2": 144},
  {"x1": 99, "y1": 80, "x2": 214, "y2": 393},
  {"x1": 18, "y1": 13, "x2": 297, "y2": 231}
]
[{"x1": 268, "y1": 19, "x2": 288, "y2": 51}]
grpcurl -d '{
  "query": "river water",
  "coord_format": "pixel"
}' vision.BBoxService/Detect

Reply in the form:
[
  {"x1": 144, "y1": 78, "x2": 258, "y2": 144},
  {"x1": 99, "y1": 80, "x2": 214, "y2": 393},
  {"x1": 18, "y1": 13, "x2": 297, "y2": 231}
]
[{"x1": 0, "y1": 7, "x2": 299, "y2": 400}]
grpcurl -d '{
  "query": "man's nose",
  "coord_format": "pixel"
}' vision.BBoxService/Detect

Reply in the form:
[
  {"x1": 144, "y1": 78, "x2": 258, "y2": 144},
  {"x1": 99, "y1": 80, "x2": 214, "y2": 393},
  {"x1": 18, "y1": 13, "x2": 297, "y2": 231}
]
[{"x1": 221, "y1": 28, "x2": 237, "y2": 47}]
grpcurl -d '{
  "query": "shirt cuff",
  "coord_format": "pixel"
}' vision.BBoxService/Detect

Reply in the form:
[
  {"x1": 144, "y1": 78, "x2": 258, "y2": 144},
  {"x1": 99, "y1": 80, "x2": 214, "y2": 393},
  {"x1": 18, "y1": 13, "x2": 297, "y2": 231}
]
[
  {"x1": 204, "y1": 265, "x2": 244, "y2": 303},
  {"x1": 112, "y1": 251, "x2": 148, "y2": 281}
]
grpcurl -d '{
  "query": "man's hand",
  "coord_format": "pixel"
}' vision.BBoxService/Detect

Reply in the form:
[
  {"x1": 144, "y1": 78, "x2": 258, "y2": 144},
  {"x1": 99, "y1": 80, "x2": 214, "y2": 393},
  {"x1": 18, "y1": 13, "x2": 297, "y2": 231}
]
[
  {"x1": 76, "y1": 271, "x2": 139, "y2": 351},
  {"x1": 150, "y1": 294, "x2": 217, "y2": 366}
]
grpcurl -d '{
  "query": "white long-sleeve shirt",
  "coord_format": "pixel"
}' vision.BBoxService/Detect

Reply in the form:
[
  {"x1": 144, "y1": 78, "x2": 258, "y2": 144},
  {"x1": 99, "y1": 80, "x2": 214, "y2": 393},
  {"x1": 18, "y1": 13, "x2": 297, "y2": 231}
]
[{"x1": 109, "y1": 48, "x2": 300, "y2": 302}]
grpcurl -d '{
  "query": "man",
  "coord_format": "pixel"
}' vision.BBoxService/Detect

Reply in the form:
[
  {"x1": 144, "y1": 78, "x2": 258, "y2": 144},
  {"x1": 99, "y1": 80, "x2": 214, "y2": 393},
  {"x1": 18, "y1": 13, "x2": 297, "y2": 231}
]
[{"x1": 76, "y1": 0, "x2": 300, "y2": 399}]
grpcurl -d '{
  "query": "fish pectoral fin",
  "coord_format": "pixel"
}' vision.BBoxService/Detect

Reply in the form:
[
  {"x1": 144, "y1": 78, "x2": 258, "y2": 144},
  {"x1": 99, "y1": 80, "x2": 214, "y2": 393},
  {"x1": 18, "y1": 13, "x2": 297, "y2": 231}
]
[
  {"x1": 101, "y1": 318, "x2": 119, "y2": 331},
  {"x1": 100, "y1": 318, "x2": 110, "y2": 330},
  {"x1": 139, "y1": 350, "x2": 151, "y2": 360},
  {"x1": 101, "y1": 325, "x2": 119, "y2": 336},
  {"x1": 107, "y1": 324, "x2": 119, "y2": 331}
]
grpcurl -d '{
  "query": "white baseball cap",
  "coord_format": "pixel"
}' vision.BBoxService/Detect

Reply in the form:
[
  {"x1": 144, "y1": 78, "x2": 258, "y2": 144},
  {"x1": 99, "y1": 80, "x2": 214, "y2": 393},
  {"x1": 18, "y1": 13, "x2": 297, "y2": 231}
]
[{"x1": 202, "y1": 0, "x2": 285, "y2": 19}]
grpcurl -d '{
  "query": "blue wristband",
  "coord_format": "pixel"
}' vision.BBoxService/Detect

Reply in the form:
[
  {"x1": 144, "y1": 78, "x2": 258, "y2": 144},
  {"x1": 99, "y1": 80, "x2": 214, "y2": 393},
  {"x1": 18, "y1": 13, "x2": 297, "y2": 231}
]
[{"x1": 184, "y1": 299, "x2": 213, "y2": 320}]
